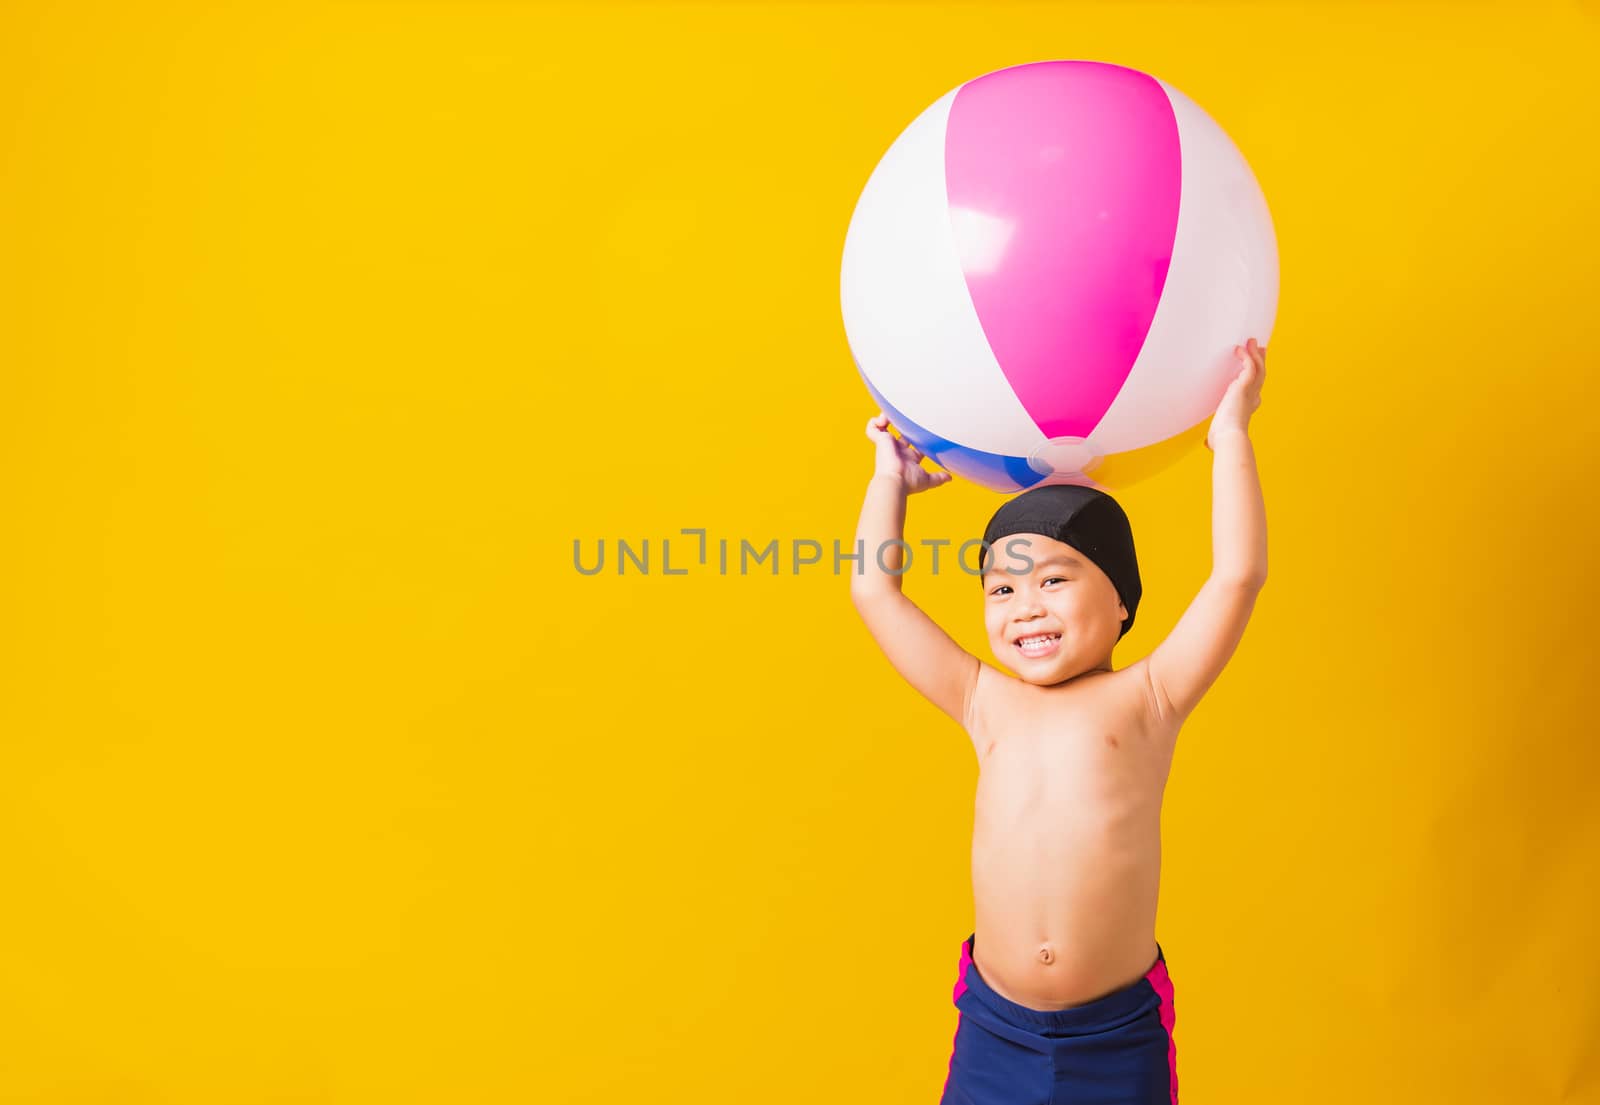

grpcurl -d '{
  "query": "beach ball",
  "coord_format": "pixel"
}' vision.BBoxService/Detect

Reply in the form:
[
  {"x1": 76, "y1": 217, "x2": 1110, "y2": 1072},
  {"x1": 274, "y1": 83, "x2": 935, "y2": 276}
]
[{"x1": 840, "y1": 59, "x2": 1278, "y2": 492}]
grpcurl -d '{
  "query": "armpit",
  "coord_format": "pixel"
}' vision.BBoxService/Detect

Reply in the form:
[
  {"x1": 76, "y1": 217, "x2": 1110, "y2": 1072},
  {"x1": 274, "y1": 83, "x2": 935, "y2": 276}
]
[
  {"x1": 1134, "y1": 657, "x2": 1175, "y2": 725},
  {"x1": 964, "y1": 661, "x2": 1008, "y2": 750}
]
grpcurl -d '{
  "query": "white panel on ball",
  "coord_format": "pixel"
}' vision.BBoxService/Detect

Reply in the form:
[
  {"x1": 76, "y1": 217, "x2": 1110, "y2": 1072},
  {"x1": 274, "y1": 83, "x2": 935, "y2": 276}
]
[
  {"x1": 1088, "y1": 80, "x2": 1280, "y2": 455},
  {"x1": 840, "y1": 90, "x2": 1045, "y2": 459}
]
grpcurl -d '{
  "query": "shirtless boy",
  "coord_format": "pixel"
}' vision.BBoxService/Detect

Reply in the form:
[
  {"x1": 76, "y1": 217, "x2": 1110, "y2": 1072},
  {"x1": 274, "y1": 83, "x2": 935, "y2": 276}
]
[{"x1": 849, "y1": 339, "x2": 1268, "y2": 1104}]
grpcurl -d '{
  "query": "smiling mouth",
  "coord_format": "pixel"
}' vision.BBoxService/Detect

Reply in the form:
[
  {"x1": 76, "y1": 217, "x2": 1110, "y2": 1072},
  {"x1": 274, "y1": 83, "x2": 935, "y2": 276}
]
[{"x1": 1014, "y1": 633, "x2": 1062, "y2": 658}]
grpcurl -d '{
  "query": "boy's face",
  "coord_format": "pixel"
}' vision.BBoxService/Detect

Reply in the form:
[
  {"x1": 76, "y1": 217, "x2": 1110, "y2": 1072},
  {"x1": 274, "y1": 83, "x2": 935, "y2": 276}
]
[{"x1": 981, "y1": 532, "x2": 1128, "y2": 684}]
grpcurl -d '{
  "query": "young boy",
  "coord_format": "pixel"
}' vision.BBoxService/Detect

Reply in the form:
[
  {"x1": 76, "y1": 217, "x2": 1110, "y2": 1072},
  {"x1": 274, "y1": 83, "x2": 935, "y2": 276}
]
[{"x1": 850, "y1": 340, "x2": 1268, "y2": 1105}]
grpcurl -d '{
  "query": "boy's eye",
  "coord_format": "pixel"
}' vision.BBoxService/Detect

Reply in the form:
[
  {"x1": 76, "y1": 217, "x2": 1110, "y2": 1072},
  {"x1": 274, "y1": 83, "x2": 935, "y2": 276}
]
[{"x1": 990, "y1": 578, "x2": 1068, "y2": 595}]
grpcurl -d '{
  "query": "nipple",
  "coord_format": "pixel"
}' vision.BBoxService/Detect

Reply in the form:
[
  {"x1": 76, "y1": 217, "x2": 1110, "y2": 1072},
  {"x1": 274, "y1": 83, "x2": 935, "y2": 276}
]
[{"x1": 1037, "y1": 944, "x2": 1055, "y2": 965}]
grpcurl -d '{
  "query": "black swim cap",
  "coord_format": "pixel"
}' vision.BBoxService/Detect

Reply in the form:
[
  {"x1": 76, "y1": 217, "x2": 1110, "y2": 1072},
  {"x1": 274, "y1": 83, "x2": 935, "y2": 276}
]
[{"x1": 980, "y1": 484, "x2": 1142, "y2": 640}]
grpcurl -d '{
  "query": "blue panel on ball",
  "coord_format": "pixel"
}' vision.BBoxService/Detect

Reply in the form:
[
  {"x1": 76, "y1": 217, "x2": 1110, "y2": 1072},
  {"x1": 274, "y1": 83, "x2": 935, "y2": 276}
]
[{"x1": 856, "y1": 366, "x2": 1044, "y2": 493}]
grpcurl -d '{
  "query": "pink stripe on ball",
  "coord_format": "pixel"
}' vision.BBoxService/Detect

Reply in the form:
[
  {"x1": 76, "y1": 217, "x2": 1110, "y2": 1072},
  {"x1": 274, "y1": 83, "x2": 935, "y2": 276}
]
[{"x1": 945, "y1": 60, "x2": 1182, "y2": 439}]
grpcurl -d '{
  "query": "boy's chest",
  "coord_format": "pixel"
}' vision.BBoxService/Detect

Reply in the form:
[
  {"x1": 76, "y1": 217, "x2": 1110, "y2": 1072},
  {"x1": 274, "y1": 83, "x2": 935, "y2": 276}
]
[
  {"x1": 970, "y1": 665, "x2": 1176, "y2": 765},
  {"x1": 973, "y1": 704, "x2": 1174, "y2": 833}
]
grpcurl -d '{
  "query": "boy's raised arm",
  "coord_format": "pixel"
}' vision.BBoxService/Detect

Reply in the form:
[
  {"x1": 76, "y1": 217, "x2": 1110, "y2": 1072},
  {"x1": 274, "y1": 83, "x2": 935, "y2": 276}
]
[
  {"x1": 850, "y1": 417, "x2": 981, "y2": 730},
  {"x1": 1146, "y1": 341, "x2": 1269, "y2": 721}
]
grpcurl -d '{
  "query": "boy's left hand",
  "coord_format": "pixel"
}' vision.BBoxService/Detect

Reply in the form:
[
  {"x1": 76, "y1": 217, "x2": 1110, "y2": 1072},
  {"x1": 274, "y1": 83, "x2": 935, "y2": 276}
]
[{"x1": 1206, "y1": 337, "x2": 1266, "y2": 450}]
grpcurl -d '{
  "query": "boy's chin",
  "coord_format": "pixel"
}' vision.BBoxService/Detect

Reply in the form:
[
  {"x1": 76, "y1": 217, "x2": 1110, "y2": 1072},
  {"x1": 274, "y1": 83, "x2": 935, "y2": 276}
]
[
  {"x1": 999, "y1": 654, "x2": 1075, "y2": 684},
  {"x1": 1016, "y1": 667, "x2": 1076, "y2": 686}
]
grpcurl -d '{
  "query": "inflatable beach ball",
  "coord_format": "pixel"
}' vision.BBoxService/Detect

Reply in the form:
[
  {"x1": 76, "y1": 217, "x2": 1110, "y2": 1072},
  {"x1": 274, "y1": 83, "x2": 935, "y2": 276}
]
[{"x1": 840, "y1": 60, "x2": 1278, "y2": 493}]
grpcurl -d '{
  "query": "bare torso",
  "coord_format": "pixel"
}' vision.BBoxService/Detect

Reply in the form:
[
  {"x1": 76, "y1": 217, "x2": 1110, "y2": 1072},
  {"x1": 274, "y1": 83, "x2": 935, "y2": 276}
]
[{"x1": 964, "y1": 656, "x2": 1181, "y2": 1009}]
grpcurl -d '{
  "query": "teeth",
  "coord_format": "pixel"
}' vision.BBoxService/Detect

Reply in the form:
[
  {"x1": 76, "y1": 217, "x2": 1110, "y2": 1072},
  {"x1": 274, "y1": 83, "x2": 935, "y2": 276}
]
[{"x1": 1017, "y1": 634, "x2": 1060, "y2": 647}]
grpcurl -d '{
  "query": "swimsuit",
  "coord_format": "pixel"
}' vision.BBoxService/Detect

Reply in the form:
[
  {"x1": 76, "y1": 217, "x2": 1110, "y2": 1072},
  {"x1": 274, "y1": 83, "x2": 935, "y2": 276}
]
[{"x1": 940, "y1": 933, "x2": 1178, "y2": 1104}]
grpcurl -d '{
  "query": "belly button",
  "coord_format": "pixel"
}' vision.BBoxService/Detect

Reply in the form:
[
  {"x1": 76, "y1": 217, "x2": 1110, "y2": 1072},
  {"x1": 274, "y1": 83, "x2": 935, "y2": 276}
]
[{"x1": 1037, "y1": 944, "x2": 1055, "y2": 964}]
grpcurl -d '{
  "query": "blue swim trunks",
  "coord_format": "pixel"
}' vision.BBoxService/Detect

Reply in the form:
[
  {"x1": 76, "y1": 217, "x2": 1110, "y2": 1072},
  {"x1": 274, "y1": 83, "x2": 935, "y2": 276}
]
[{"x1": 939, "y1": 934, "x2": 1178, "y2": 1105}]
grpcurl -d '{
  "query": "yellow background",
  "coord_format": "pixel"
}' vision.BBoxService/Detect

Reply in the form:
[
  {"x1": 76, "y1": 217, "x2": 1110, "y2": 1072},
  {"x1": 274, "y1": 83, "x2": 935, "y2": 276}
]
[{"x1": 2, "y1": 2, "x2": 1597, "y2": 1101}]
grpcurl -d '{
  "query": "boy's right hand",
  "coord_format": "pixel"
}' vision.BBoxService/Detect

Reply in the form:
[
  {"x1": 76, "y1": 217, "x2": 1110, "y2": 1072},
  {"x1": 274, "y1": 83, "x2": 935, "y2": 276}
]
[{"x1": 865, "y1": 411, "x2": 952, "y2": 494}]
